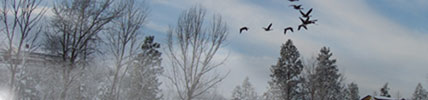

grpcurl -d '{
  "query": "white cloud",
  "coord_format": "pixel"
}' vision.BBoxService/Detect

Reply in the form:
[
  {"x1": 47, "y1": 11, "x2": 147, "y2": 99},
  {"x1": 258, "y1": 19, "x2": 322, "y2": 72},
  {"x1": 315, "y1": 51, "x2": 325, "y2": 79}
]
[{"x1": 145, "y1": 22, "x2": 168, "y2": 34}]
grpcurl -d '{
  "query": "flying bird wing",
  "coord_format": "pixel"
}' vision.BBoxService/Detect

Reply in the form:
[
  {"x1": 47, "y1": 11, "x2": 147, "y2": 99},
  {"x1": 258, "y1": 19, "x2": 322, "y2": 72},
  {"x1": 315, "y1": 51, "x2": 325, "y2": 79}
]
[
  {"x1": 298, "y1": 24, "x2": 307, "y2": 30},
  {"x1": 300, "y1": 10, "x2": 305, "y2": 16},
  {"x1": 239, "y1": 27, "x2": 248, "y2": 33},
  {"x1": 267, "y1": 23, "x2": 272, "y2": 29},
  {"x1": 305, "y1": 17, "x2": 310, "y2": 22},
  {"x1": 306, "y1": 8, "x2": 313, "y2": 16},
  {"x1": 299, "y1": 17, "x2": 306, "y2": 23},
  {"x1": 284, "y1": 29, "x2": 288, "y2": 35}
]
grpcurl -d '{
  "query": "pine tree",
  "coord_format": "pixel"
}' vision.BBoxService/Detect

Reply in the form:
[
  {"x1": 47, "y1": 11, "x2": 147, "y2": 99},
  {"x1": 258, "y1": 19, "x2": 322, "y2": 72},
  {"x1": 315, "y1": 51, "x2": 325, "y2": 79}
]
[
  {"x1": 269, "y1": 39, "x2": 303, "y2": 100},
  {"x1": 126, "y1": 36, "x2": 163, "y2": 100},
  {"x1": 263, "y1": 82, "x2": 282, "y2": 100},
  {"x1": 313, "y1": 47, "x2": 343, "y2": 100},
  {"x1": 232, "y1": 86, "x2": 244, "y2": 100},
  {"x1": 345, "y1": 82, "x2": 359, "y2": 100},
  {"x1": 232, "y1": 77, "x2": 258, "y2": 100},
  {"x1": 380, "y1": 83, "x2": 391, "y2": 97},
  {"x1": 412, "y1": 83, "x2": 427, "y2": 100}
]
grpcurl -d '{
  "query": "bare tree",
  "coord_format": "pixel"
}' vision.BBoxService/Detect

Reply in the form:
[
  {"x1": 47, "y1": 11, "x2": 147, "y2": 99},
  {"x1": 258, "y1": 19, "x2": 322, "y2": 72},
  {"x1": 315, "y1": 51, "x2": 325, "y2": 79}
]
[
  {"x1": 300, "y1": 57, "x2": 317, "y2": 100},
  {"x1": 166, "y1": 6, "x2": 229, "y2": 100},
  {"x1": 44, "y1": 0, "x2": 122, "y2": 99},
  {"x1": 104, "y1": 0, "x2": 148, "y2": 99},
  {"x1": 0, "y1": 0, "x2": 45, "y2": 99}
]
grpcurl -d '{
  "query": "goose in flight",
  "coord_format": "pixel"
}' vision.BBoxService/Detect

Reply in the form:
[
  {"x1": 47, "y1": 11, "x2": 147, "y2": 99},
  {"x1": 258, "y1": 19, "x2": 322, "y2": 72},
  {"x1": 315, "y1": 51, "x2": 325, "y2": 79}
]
[
  {"x1": 239, "y1": 27, "x2": 248, "y2": 34},
  {"x1": 288, "y1": 0, "x2": 299, "y2": 2},
  {"x1": 290, "y1": 5, "x2": 303, "y2": 10},
  {"x1": 284, "y1": 27, "x2": 293, "y2": 35},
  {"x1": 263, "y1": 23, "x2": 273, "y2": 31},
  {"x1": 298, "y1": 24, "x2": 307, "y2": 30},
  {"x1": 300, "y1": 17, "x2": 317, "y2": 25},
  {"x1": 300, "y1": 8, "x2": 313, "y2": 18}
]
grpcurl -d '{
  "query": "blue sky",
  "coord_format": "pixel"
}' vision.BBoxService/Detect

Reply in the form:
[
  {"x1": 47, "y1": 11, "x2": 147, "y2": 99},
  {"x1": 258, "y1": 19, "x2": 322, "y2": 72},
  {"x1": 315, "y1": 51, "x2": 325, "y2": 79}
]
[
  {"x1": 122, "y1": 0, "x2": 428, "y2": 99},
  {"x1": 143, "y1": 0, "x2": 428, "y2": 98},
  {"x1": 367, "y1": 0, "x2": 428, "y2": 33}
]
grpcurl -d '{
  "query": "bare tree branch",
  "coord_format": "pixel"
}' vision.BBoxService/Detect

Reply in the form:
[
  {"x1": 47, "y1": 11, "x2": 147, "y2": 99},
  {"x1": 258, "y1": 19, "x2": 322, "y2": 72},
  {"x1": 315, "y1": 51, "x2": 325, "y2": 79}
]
[
  {"x1": 166, "y1": 6, "x2": 229, "y2": 100},
  {"x1": 104, "y1": 0, "x2": 148, "y2": 99},
  {"x1": 44, "y1": 0, "x2": 123, "y2": 99},
  {"x1": 0, "y1": 0, "x2": 45, "y2": 99}
]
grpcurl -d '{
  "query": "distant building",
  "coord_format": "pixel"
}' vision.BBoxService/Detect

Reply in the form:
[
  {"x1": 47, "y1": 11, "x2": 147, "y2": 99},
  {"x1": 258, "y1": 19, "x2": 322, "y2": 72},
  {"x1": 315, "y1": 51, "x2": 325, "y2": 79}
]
[
  {"x1": 0, "y1": 51, "x2": 62, "y2": 65},
  {"x1": 361, "y1": 95, "x2": 405, "y2": 100}
]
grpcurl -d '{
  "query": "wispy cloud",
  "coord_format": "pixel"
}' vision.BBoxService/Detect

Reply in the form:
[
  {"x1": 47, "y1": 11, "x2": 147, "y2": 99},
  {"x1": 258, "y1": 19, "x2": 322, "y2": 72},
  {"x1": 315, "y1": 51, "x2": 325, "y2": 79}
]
[{"x1": 150, "y1": 0, "x2": 428, "y2": 98}]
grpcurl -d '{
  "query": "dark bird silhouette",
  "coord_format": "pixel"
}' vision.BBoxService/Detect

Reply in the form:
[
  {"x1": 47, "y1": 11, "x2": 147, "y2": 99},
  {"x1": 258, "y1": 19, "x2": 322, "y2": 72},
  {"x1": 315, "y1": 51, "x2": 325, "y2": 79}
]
[
  {"x1": 288, "y1": 0, "x2": 299, "y2": 2},
  {"x1": 284, "y1": 27, "x2": 293, "y2": 35},
  {"x1": 299, "y1": 17, "x2": 317, "y2": 25},
  {"x1": 290, "y1": 5, "x2": 303, "y2": 10},
  {"x1": 263, "y1": 23, "x2": 273, "y2": 31},
  {"x1": 239, "y1": 27, "x2": 248, "y2": 34},
  {"x1": 298, "y1": 24, "x2": 307, "y2": 30},
  {"x1": 25, "y1": 44, "x2": 29, "y2": 49},
  {"x1": 300, "y1": 8, "x2": 313, "y2": 18}
]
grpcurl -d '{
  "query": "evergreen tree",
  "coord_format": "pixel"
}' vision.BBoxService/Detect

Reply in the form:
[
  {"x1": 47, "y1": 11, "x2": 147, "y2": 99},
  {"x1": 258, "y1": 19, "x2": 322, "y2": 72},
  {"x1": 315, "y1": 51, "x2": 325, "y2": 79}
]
[
  {"x1": 126, "y1": 36, "x2": 163, "y2": 100},
  {"x1": 345, "y1": 82, "x2": 359, "y2": 100},
  {"x1": 380, "y1": 83, "x2": 391, "y2": 97},
  {"x1": 313, "y1": 47, "x2": 343, "y2": 100},
  {"x1": 412, "y1": 83, "x2": 427, "y2": 100},
  {"x1": 269, "y1": 39, "x2": 303, "y2": 100},
  {"x1": 231, "y1": 77, "x2": 258, "y2": 100},
  {"x1": 263, "y1": 82, "x2": 282, "y2": 100}
]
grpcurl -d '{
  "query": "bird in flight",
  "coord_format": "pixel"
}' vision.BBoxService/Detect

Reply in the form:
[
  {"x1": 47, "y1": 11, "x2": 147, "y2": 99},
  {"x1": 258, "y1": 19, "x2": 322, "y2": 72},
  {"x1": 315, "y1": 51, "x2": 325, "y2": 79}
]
[
  {"x1": 284, "y1": 27, "x2": 293, "y2": 35},
  {"x1": 288, "y1": 0, "x2": 299, "y2": 2},
  {"x1": 299, "y1": 17, "x2": 317, "y2": 25},
  {"x1": 290, "y1": 5, "x2": 303, "y2": 10},
  {"x1": 300, "y1": 8, "x2": 313, "y2": 18},
  {"x1": 298, "y1": 24, "x2": 307, "y2": 30},
  {"x1": 297, "y1": 17, "x2": 317, "y2": 31},
  {"x1": 263, "y1": 23, "x2": 273, "y2": 31},
  {"x1": 239, "y1": 27, "x2": 248, "y2": 34}
]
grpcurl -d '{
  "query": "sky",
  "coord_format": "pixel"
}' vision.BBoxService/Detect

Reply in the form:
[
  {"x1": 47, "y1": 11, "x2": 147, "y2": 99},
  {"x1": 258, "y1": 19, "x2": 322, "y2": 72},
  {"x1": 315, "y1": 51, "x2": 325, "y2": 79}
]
[
  {"x1": 140, "y1": 0, "x2": 428, "y2": 99},
  {"x1": 1, "y1": 0, "x2": 428, "y2": 99},
  {"x1": 23, "y1": 0, "x2": 428, "y2": 99}
]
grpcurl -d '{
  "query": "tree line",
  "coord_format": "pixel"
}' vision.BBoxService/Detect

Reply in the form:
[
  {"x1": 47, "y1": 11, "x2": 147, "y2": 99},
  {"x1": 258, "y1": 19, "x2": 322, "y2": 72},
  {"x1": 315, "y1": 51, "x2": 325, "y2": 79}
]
[
  {"x1": 0, "y1": 0, "x2": 163, "y2": 99},
  {"x1": 0, "y1": 0, "x2": 229, "y2": 99},
  {"x1": 232, "y1": 39, "x2": 359, "y2": 100},
  {"x1": 231, "y1": 40, "x2": 428, "y2": 100}
]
